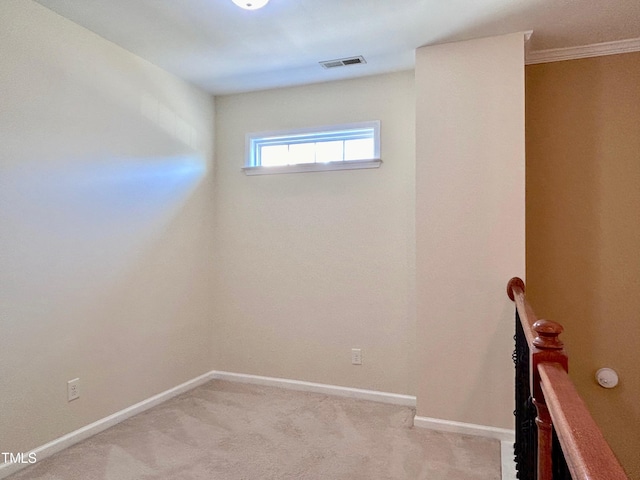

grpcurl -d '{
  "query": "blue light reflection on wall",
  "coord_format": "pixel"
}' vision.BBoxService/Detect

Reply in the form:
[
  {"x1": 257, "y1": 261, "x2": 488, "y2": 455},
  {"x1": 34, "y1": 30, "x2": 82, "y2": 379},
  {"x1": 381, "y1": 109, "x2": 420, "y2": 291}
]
[
  {"x1": 2, "y1": 155, "x2": 207, "y2": 235},
  {"x1": 1, "y1": 154, "x2": 209, "y2": 303}
]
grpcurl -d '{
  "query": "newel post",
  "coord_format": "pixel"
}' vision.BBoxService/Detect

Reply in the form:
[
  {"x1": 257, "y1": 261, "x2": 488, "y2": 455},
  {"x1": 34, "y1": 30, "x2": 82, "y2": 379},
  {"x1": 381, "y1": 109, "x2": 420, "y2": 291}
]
[{"x1": 531, "y1": 319, "x2": 568, "y2": 480}]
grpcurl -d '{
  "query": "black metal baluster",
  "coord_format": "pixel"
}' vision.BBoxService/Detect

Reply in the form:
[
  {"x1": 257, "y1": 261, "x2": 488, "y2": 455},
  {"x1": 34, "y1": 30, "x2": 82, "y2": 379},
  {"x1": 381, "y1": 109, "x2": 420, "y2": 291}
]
[{"x1": 514, "y1": 310, "x2": 537, "y2": 480}]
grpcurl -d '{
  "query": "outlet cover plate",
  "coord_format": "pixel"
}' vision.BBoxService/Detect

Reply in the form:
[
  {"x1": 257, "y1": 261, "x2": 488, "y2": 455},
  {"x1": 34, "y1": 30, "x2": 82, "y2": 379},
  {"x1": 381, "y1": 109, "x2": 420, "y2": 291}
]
[
  {"x1": 351, "y1": 348, "x2": 362, "y2": 365},
  {"x1": 67, "y1": 378, "x2": 80, "y2": 401}
]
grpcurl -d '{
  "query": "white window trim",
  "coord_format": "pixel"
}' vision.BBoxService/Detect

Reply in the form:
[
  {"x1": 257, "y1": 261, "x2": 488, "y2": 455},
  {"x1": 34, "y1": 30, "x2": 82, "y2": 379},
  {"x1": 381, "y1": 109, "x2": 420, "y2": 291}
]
[
  {"x1": 242, "y1": 121, "x2": 381, "y2": 175},
  {"x1": 242, "y1": 159, "x2": 382, "y2": 175}
]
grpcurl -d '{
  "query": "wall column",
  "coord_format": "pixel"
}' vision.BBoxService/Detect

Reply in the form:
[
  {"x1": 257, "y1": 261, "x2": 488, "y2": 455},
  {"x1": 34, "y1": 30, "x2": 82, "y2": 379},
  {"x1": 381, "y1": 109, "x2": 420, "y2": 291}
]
[{"x1": 415, "y1": 32, "x2": 526, "y2": 428}]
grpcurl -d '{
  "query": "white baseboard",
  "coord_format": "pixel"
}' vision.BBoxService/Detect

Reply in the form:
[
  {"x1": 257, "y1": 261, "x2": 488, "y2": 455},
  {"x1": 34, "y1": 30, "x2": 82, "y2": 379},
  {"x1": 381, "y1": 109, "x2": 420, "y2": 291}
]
[
  {"x1": 0, "y1": 371, "x2": 215, "y2": 479},
  {"x1": 2, "y1": 371, "x2": 415, "y2": 478},
  {"x1": 413, "y1": 415, "x2": 515, "y2": 442},
  {"x1": 413, "y1": 416, "x2": 516, "y2": 480},
  {"x1": 6, "y1": 371, "x2": 521, "y2": 479},
  {"x1": 217, "y1": 373, "x2": 517, "y2": 480},
  {"x1": 501, "y1": 440, "x2": 517, "y2": 480},
  {"x1": 211, "y1": 370, "x2": 417, "y2": 407}
]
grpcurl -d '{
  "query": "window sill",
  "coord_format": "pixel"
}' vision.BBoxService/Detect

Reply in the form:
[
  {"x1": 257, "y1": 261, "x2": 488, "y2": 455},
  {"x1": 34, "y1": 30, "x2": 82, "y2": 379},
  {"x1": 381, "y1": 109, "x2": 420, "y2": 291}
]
[{"x1": 242, "y1": 159, "x2": 382, "y2": 176}]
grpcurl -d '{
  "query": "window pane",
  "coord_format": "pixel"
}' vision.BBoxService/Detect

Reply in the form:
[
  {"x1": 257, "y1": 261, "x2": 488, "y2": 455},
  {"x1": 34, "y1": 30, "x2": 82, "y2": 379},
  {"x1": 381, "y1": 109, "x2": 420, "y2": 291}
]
[
  {"x1": 260, "y1": 145, "x2": 289, "y2": 166},
  {"x1": 289, "y1": 142, "x2": 316, "y2": 164},
  {"x1": 315, "y1": 141, "x2": 344, "y2": 163},
  {"x1": 247, "y1": 121, "x2": 379, "y2": 170},
  {"x1": 344, "y1": 138, "x2": 374, "y2": 160}
]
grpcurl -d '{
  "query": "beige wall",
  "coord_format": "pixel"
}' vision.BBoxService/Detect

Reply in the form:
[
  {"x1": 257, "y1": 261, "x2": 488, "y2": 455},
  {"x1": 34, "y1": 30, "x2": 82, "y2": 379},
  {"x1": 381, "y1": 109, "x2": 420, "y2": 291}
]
[
  {"x1": 526, "y1": 52, "x2": 640, "y2": 479},
  {"x1": 0, "y1": 0, "x2": 215, "y2": 453},
  {"x1": 1, "y1": 0, "x2": 537, "y2": 461},
  {"x1": 213, "y1": 72, "x2": 416, "y2": 395},
  {"x1": 415, "y1": 33, "x2": 526, "y2": 429}
]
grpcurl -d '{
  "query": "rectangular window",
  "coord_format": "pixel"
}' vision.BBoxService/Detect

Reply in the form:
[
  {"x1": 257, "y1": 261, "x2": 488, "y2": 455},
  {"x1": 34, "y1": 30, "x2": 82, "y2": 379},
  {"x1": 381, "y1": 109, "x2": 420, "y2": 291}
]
[{"x1": 243, "y1": 121, "x2": 381, "y2": 175}]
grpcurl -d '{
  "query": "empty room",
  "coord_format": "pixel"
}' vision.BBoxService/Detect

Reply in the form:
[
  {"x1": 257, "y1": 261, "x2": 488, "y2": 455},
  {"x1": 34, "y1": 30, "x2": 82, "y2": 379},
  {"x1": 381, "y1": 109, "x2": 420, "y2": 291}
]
[{"x1": 1, "y1": 0, "x2": 638, "y2": 479}]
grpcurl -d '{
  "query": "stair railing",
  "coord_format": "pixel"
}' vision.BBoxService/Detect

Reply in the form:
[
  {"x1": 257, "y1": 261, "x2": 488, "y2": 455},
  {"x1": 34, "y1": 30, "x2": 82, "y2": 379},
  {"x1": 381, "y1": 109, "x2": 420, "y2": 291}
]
[{"x1": 507, "y1": 277, "x2": 627, "y2": 480}]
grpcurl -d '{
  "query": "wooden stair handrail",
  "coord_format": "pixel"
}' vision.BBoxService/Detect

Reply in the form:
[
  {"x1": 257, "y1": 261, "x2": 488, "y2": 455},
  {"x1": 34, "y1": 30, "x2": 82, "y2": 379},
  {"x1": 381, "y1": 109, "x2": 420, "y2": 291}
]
[
  {"x1": 507, "y1": 277, "x2": 628, "y2": 480},
  {"x1": 539, "y1": 363, "x2": 628, "y2": 480},
  {"x1": 507, "y1": 277, "x2": 537, "y2": 346}
]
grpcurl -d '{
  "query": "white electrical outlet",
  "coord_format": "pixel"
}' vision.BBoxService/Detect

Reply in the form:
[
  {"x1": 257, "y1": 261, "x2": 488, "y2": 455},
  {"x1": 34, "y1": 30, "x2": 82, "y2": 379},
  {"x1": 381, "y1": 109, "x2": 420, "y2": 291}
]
[
  {"x1": 67, "y1": 378, "x2": 80, "y2": 401},
  {"x1": 351, "y1": 348, "x2": 362, "y2": 365}
]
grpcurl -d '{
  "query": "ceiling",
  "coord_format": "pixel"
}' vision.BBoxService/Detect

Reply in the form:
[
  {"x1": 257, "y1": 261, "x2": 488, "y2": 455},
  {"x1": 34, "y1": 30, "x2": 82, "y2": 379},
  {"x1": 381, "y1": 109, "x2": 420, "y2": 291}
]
[{"x1": 34, "y1": 0, "x2": 640, "y2": 95}]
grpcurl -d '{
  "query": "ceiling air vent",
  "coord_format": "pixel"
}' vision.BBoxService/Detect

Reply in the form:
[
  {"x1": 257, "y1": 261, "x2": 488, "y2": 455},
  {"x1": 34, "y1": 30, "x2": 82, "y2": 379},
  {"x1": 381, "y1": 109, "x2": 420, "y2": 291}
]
[{"x1": 320, "y1": 56, "x2": 367, "y2": 69}]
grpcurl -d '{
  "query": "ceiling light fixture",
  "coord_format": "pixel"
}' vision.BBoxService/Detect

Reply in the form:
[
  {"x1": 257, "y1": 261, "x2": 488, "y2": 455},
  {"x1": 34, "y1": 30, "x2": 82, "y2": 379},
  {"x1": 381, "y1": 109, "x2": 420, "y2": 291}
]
[{"x1": 232, "y1": 0, "x2": 269, "y2": 10}]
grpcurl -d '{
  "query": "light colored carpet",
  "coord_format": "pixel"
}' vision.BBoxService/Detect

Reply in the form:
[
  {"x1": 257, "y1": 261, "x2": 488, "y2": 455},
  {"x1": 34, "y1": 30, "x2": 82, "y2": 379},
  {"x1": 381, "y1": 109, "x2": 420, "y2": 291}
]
[{"x1": 8, "y1": 380, "x2": 501, "y2": 479}]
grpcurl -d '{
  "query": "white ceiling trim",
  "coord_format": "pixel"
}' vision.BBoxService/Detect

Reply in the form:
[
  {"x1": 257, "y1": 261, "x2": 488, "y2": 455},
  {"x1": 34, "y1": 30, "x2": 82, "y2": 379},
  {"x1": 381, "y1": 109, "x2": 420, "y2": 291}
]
[{"x1": 526, "y1": 37, "x2": 640, "y2": 65}]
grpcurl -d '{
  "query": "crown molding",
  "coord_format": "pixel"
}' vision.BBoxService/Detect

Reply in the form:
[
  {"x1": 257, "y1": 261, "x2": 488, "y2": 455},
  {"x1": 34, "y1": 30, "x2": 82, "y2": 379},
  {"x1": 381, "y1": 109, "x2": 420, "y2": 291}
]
[{"x1": 526, "y1": 37, "x2": 640, "y2": 65}]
